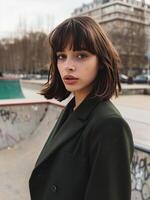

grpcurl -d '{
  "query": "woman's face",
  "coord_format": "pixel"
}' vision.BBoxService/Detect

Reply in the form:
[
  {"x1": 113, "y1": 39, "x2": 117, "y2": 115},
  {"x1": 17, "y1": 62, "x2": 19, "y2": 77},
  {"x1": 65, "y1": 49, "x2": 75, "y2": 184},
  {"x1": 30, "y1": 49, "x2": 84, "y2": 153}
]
[{"x1": 56, "y1": 46, "x2": 99, "y2": 98}]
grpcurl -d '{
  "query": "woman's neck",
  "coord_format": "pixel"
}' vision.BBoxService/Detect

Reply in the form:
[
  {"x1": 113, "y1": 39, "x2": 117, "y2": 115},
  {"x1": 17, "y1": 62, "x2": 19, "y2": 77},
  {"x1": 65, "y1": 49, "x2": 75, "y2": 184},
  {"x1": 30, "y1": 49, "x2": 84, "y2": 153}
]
[
  {"x1": 73, "y1": 89, "x2": 91, "y2": 111},
  {"x1": 73, "y1": 96, "x2": 84, "y2": 111}
]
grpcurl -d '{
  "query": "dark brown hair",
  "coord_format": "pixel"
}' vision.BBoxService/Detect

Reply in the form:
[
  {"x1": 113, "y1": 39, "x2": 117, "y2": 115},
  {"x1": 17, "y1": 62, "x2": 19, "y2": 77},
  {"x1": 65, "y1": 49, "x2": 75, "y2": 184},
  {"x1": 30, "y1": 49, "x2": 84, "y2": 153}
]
[{"x1": 41, "y1": 16, "x2": 121, "y2": 101}]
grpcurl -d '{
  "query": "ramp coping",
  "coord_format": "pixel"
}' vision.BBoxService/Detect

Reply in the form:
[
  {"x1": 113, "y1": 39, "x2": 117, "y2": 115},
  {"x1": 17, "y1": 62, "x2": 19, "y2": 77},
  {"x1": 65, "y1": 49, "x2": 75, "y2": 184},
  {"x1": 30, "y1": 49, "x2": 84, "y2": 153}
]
[{"x1": 0, "y1": 99, "x2": 64, "y2": 108}]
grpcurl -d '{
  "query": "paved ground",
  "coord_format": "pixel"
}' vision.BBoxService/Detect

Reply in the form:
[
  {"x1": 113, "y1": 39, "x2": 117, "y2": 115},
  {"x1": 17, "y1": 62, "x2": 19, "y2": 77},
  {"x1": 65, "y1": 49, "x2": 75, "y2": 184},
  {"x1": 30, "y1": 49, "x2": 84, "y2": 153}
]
[
  {"x1": 22, "y1": 79, "x2": 150, "y2": 89},
  {"x1": 111, "y1": 95, "x2": 150, "y2": 150}
]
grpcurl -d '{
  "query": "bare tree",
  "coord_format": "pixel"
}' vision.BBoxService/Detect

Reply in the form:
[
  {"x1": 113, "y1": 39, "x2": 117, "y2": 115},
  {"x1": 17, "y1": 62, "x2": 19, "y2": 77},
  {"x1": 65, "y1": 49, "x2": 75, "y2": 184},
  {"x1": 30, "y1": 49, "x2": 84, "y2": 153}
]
[
  {"x1": 0, "y1": 31, "x2": 49, "y2": 74},
  {"x1": 107, "y1": 21, "x2": 148, "y2": 76}
]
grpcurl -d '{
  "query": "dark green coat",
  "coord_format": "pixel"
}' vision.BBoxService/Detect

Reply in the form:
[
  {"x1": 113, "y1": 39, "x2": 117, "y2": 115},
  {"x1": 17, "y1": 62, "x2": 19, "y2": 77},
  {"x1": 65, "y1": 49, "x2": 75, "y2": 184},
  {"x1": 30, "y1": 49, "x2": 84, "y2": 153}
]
[{"x1": 29, "y1": 96, "x2": 134, "y2": 200}]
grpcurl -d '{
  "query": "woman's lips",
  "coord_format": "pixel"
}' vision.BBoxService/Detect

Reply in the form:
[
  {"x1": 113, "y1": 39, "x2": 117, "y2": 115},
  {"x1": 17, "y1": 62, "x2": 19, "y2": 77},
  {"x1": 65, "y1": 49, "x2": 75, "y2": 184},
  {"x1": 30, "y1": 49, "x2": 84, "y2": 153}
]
[
  {"x1": 63, "y1": 78, "x2": 78, "y2": 85},
  {"x1": 63, "y1": 75, "x2": 79, "y2": 85}
]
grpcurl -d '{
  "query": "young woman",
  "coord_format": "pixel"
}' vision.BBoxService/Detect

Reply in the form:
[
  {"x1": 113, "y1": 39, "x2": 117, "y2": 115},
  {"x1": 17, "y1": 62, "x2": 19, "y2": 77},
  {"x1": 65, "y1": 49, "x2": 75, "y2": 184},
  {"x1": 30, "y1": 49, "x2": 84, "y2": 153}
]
[{"x1": 29, "y1": 16, "x2": 134, "y2": 200}]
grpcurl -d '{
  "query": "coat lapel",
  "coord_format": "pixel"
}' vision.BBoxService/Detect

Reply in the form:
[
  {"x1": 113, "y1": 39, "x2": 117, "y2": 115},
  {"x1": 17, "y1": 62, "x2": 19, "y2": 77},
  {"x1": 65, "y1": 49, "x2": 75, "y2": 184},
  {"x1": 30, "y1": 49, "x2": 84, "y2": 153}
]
[{"x1": 35, "y1": 96, "x2": 101, "y2": 169}]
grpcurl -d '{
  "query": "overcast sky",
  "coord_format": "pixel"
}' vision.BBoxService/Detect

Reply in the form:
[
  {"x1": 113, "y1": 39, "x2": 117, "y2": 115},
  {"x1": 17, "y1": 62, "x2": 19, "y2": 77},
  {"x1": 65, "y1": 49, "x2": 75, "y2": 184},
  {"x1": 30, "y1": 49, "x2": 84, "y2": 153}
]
[
  {"x1": 0, "y1": 0, "x2": 92, "y2": 38},
  {"x1": 0, "y1": 0, "x2": 149, "y2": 39}
]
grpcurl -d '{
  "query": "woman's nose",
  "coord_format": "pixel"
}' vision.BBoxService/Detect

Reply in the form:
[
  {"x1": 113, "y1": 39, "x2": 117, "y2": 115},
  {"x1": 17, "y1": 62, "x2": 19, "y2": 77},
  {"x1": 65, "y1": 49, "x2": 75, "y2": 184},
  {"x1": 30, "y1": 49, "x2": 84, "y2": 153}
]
[{"x1": 64, "y1": 58, "x2": 76, "y2": 71}]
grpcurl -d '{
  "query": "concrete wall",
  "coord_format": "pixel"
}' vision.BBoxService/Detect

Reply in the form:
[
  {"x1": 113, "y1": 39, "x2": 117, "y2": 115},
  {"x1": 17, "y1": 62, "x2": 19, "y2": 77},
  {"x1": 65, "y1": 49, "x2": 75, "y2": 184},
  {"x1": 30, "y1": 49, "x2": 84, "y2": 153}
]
[{"x1": 0, "y1": 103, "x2": 48, "y2": 149}]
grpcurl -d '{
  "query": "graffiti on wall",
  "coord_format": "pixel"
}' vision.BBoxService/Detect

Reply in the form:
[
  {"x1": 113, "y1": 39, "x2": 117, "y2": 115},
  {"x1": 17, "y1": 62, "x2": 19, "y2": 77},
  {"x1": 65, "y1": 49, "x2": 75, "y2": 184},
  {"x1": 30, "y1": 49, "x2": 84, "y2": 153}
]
[
  {"x1": 131, "y1": 150, "x2": 150, "y2": 200},
  {"x1": 0, "y1": 104, "x2": 48, "y2": 150},
  {"x1": 0, "y1": 109, "x2": 17, "y2": 124}
]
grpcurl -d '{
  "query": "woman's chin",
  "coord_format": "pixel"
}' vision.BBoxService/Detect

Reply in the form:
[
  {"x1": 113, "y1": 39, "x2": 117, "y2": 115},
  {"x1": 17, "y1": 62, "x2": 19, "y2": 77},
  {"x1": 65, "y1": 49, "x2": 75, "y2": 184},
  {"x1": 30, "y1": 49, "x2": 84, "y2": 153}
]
[{"x1": 65, "y1": 85, "x2": 77, "y2": 93}]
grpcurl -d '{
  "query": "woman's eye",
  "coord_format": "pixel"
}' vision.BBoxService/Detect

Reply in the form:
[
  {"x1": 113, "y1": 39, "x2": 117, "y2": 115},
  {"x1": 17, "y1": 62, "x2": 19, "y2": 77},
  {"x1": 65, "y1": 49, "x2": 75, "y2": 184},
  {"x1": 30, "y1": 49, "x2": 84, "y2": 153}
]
[
  {"x1": 56, "y1": 54, "x2": 65, "y2": 60},
  {"x1": 77, "y1": 54, "x2": 88, "y2": 59}
]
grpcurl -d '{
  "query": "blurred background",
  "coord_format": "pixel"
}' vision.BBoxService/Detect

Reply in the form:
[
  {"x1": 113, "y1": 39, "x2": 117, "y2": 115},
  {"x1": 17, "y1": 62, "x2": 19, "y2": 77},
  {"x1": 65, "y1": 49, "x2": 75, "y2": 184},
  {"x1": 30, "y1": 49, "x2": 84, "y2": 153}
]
[
  {"x1": 0, "y1": 0, "x2": 150, "y2": 80},
  {"x1": 0, "y1": 0, "x2": 150, "y2": 200}
]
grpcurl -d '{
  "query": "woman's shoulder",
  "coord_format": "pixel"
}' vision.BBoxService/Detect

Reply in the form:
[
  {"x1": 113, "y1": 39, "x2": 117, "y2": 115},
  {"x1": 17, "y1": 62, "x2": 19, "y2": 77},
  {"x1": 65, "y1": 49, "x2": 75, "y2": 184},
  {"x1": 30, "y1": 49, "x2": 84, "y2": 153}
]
[
  {"x1": 90, "y1": 99, "x2": 132, "y2": 135},
  {"x1": 93, "y1": 99, "x2": 122, "y2": 121},
  {"x1": 88, "y1": 100, "x2": 133, "y2": 151}
]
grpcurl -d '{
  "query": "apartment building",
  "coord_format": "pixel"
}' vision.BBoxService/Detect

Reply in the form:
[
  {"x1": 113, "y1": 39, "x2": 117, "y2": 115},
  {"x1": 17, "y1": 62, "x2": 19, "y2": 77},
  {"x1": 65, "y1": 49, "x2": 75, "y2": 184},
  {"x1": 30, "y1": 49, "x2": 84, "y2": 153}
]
[{"x1": 72, "y1": 0, "x2": 150, "y2": 75}]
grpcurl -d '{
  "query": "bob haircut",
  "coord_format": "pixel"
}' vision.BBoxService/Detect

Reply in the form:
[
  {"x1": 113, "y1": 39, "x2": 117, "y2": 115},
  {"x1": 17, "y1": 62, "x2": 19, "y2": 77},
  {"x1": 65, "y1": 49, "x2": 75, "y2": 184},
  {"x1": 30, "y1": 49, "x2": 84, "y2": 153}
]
[{"x1": 41, "y1": 16, "x2": 121, "y2": 101}]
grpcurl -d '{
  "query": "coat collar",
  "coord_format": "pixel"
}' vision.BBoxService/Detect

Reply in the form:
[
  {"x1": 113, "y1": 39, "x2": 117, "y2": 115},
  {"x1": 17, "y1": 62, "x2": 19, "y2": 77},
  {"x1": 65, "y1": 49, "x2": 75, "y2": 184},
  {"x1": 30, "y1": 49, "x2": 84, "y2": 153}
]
[
  {"x1": 34, "y1": 96, "x2": 102, "y2": 169},
  {"x1": 71, "y1": 95, "x2": 102, "y2": 120}
]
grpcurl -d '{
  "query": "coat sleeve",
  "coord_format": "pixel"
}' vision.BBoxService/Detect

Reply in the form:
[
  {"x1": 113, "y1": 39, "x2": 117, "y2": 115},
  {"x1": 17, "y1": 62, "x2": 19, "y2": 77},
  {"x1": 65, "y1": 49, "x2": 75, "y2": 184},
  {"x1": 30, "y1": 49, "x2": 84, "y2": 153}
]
[{"x1": 84, "y1": 117, "x2": 134, "y2": 200}]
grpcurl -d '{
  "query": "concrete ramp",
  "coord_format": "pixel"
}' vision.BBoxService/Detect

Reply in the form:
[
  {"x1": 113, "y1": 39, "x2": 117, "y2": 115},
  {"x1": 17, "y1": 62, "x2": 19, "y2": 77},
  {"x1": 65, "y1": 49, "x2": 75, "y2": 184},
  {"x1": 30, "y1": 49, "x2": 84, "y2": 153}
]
[
  {"x1": 0, "y1": 101, "x2": 62, "y2": 150},
  {"x1": 0, "y1": 78, "x2": 24, "y2": 99},
  {"x1": 0, "y1": 100, "x2": 63, "y2": 200}
]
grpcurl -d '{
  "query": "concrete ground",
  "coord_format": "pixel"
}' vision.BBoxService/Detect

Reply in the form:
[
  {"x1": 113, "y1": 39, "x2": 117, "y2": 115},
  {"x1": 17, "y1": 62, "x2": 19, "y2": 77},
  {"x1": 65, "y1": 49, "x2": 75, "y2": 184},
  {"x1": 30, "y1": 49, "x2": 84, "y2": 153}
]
[
  {"x1": 111, "y1": 95, "x2": 150, "y2": 110},
  {"x1": 111, "y1": 95, "x2": 150, "y2": 150}
]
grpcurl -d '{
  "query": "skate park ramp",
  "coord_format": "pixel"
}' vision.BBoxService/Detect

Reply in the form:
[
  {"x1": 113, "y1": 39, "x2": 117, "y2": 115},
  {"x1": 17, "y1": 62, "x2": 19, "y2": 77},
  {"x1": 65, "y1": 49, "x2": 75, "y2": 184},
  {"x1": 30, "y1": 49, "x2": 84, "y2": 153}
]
[
  {"x1": 0, "y1": 99, "x2": 149, "y2": 200},
  {"x1": 0, "y1": 100, "x2": 62, "y2": 150},
  {"x1": 0, "y1": 100, "x2": 63, "y2": 200},
  {"x1": 0, "y1": 78, "x2": 24, "y2": 99}
]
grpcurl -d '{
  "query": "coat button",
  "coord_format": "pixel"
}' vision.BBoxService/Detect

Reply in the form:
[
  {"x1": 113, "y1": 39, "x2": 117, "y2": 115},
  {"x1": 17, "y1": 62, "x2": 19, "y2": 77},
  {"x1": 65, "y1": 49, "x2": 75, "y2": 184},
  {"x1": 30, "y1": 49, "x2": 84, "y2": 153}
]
[{"x1": 50, "y1": 184, "x2": 57, "y2": 192}]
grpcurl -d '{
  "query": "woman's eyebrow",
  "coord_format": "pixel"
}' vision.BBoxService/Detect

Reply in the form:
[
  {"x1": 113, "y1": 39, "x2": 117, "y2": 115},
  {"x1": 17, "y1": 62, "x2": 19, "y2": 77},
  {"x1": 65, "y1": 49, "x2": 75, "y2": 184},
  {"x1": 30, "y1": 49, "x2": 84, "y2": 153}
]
[
  {"x1": 56, "y1": 51, "x2": 64, "y2": 54},
  {"x1": 75, "y1": 50, "x2": 86, "y2": 52},
  {"x1": 56, "y1": 50, "x2": 89, "y2": 54},
  {"x1": 71, "y1": 50, "x2": 90, "y2": 53}
]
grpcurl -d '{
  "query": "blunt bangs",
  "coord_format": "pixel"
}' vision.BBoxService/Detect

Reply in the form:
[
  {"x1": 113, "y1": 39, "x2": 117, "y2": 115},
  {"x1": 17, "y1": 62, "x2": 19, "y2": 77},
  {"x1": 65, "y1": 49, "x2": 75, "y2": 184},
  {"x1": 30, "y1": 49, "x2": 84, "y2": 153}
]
[{"x1": 50, "y1": 19, "x2": 96, "y2": 54}]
